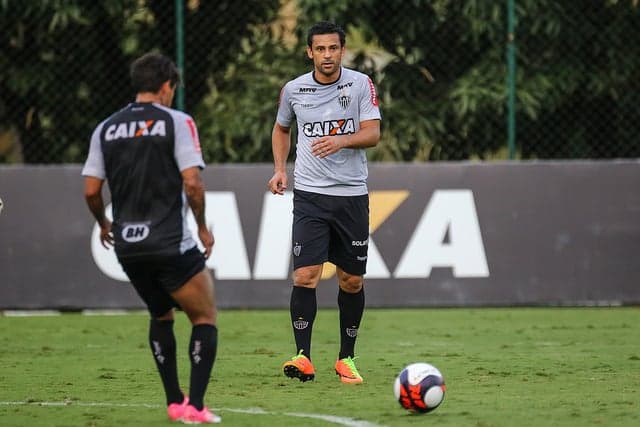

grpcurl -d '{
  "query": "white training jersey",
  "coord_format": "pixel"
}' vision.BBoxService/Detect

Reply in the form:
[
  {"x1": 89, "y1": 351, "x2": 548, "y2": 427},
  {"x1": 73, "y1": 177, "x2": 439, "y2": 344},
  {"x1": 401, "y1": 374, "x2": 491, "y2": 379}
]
[{"x1": 276, "y1": 67, "x2": 381, "y2": 196}]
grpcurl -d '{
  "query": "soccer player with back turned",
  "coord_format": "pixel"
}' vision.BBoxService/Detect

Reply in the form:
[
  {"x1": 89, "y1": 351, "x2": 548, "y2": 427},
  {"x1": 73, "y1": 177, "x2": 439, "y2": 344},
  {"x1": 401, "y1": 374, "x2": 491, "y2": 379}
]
[
  {"x1": 268, "y1": 21, "x2": 382, "y2": 384},
  {"x1": 82, "y1": 53, "x2": 221, "y2": 423}
]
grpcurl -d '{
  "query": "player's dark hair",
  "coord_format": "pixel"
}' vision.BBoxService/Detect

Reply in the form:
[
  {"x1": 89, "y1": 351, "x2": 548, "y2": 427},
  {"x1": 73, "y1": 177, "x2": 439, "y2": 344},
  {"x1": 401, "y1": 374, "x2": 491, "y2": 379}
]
[
  {"x1": 130, "y1": 52, "x2": 180, "y2": 94},
  {"x1": 307, "y1": 21, "x2": 346, "y2": 47}
]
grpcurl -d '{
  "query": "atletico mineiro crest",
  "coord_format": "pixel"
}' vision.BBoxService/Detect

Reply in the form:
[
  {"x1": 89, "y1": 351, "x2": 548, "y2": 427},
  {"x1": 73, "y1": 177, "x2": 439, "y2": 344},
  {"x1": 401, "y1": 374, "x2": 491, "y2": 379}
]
[{"x1": 338, "y1": 94, "x2": 351, "y2": 109}]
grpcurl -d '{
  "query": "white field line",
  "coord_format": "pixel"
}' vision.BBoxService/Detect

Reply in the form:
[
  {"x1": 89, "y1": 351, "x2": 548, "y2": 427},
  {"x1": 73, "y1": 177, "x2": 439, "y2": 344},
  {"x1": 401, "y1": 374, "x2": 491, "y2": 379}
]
[
  {"x1": 2, "y1": 310, "x2": 147, "y2": 317},
  {"x1": 0, "y1": 401, "x2": 385, "y2": 427},
  {"x1": 1, "y1": 310, "x2": 62, "y2": 317}
]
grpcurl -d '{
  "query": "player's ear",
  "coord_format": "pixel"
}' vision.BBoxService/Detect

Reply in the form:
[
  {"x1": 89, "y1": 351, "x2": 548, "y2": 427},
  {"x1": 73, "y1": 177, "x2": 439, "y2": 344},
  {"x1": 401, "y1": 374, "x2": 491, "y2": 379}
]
[
  {"x1": 306, "y1": 46, "x2": 313, "y2": 59},
  {"x1": 160, "y1": 80, "x2": 174, "y2": 93},
  {"x1": 159, "y1": 80, "x2": 176, "y2": 107}
]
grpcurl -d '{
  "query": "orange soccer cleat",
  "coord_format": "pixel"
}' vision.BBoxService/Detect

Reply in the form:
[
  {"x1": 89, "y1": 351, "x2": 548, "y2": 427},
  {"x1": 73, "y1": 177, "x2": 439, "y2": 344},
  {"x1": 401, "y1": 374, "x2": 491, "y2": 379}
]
[
  {"x1": 282, "y1": 350, "x2": 316, "y2": 382},
  {"x1": 335, "y1": 356, "x2": 363, "y2": 384}
]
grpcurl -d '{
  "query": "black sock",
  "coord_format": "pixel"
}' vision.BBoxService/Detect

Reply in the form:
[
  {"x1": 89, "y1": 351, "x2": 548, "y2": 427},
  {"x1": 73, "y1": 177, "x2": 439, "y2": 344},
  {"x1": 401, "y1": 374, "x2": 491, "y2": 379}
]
[
  {"x1": 338, "y1": 287, "x2": 365, "y2": 360},
  {"x1": 188, "y1": 324, "x2": 218, "y2": 411},
  {"x1": 290, "y1": 286, "x2": 317, "y2": 360},
  {"x1": 149, "y1": 319, "x2": 183, "y2": 405}
]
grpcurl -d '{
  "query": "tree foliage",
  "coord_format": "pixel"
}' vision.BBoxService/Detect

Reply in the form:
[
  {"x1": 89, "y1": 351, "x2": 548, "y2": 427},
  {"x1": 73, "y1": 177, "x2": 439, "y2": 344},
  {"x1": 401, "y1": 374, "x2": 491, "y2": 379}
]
[
  {"x1": 0, "y1": 1, "x2": 136, "y2": 162},
  {"x1": 0, "y1": 0, "x2": 638, "y2": 163},
  {"x1": 295, "y1": 0, "x2": 640, "y2": 160},
  {"x1": 0, "y1": 0, "x2": 278, "y2": 163}
]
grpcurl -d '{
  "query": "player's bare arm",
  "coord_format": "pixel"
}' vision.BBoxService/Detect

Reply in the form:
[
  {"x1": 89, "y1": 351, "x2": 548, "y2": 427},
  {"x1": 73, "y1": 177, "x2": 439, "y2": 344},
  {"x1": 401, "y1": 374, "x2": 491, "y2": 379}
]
[
  {"x1": 268, "y1": 122, "x2": 291, "y2": 195},
  {"x1": 83, "y1": 176, "x2": 113, "y2": 248},
  {"x1": 182, "y1": 166, "x2": 214, "y2": 258},
  {"x1": 312, "y1": 119, "x2": 380, "y2": 158}
]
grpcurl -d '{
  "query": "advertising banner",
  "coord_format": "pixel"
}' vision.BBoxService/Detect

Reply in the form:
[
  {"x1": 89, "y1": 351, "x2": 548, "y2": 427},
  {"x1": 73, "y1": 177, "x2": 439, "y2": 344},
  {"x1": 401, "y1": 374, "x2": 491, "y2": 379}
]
[{"x1": 1, "y1": 162, "x2": 638, "y2": 309}]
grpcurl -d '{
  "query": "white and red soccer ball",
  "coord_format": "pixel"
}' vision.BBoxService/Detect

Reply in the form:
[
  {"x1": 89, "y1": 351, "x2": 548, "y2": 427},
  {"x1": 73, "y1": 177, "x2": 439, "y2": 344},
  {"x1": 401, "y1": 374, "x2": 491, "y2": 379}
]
[{"x1": 393, "y1": 362, "x2": 446, "y2": 413}]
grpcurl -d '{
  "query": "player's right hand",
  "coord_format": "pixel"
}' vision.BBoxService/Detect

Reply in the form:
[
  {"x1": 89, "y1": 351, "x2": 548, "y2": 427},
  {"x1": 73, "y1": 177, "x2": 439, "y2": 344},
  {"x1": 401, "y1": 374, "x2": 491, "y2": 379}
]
[
  {"x1": 99, "y1": 219, "x2": 114, "y2": 249},
  {"x1": 268, "y1": 171, "x2": 287, "y2": 195}
]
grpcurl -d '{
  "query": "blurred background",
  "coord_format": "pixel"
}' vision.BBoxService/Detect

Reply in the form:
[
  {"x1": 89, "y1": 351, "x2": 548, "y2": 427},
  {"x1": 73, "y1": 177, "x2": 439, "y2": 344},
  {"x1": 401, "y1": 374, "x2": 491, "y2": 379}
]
[{"x1": 1, "y1": 0, "x2": 639, "y2": 165}]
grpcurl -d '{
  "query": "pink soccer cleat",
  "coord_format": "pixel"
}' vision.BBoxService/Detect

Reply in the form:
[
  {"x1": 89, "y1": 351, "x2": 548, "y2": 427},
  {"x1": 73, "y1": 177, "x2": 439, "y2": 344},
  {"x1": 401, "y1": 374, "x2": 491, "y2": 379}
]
[
  {"x1": 167, "y1": 396, "x2": 189, "y2": 422},
  {"x1": 182, "y1": 404, "x2": 221, "y2": 424}
]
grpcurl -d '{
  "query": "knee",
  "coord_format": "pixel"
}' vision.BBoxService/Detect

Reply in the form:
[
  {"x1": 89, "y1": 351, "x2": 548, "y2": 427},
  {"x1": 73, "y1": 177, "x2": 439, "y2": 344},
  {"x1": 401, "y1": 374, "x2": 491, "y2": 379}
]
[
  {"x1": 339, "y1": 274, "x2": 363, "y2": 293},
  {"x1": 293, "y1": 266, "x2": 321, "y2": 288},
  {"x1": 186, "y1": 305, "x2": 217, "y2": 326},
  {"x1": 201, "y1": 305, "x2": 217, "y2": 324},
  {"x1": 155, "y1": 308, "x2": 175, "y2": 321}
]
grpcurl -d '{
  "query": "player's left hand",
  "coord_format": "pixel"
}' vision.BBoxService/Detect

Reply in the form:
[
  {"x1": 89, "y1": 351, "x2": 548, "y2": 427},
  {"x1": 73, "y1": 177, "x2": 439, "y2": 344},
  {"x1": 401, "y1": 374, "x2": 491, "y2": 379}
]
[{"x1": 312, "y1": 136, "x2": 343, "y2": 158}]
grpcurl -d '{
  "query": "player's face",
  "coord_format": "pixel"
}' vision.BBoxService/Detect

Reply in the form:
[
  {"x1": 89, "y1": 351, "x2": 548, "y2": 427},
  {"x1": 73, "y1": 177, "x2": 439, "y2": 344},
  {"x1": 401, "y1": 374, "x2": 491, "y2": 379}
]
[{"x1": 307, "y1": 33, "x2": 344, "y2": 83}]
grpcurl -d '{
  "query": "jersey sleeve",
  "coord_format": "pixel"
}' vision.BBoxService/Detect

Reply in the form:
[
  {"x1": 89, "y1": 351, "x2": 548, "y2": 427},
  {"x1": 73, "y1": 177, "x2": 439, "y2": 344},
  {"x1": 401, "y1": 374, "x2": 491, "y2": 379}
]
[
  {"x1": 174, "y1": 113, "x2": 206, "y2": 171},
  {"x1": 275, "y1": 83, "x2": 294, "y2": 128},
  {"x1": 81, "y1": 122, "x2": 106, "y2": 179},
  {"x1": 358, "y1": 76, "x2": 382, "y2": 122}
]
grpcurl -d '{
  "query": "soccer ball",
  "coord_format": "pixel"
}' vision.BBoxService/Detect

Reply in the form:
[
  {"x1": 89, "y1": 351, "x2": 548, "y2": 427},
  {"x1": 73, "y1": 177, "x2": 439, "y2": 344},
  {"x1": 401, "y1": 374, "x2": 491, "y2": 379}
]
[{"x1": 393, "y1": 362, "x2": 445, "y2": 413}]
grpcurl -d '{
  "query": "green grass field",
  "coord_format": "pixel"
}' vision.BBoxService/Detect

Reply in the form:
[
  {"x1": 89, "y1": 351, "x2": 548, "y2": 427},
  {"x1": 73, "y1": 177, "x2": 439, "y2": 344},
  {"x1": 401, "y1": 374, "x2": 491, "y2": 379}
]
[{"x1": 1, "y1": 308, "x2": 638, "y2": 427}]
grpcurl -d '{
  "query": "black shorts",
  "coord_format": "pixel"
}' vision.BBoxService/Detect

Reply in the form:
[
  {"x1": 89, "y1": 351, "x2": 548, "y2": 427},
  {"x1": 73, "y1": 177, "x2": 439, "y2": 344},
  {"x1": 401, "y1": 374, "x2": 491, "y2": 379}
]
[
  {"x1": 292, "y1": 189, "x2": 369, "y2": 276},
  {"x1": 118, "y1": 247, "x2": 205, "y2": 317}
]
